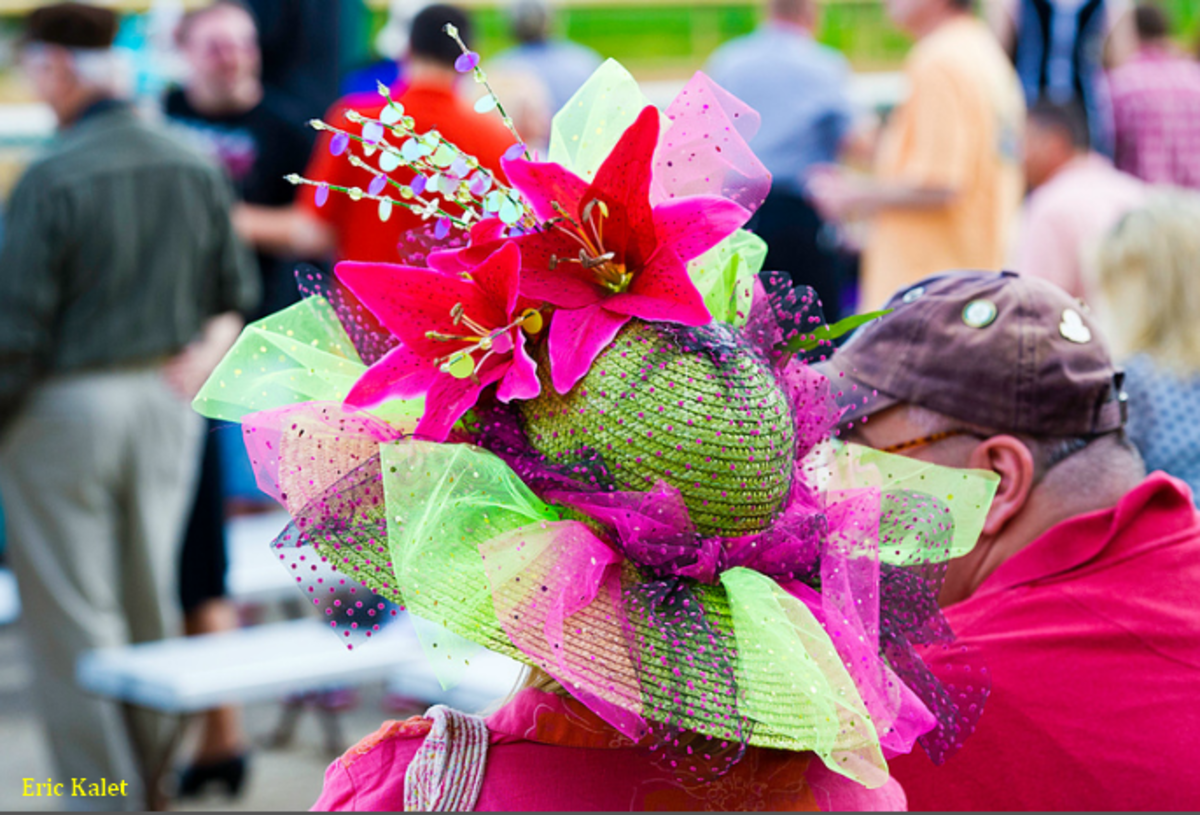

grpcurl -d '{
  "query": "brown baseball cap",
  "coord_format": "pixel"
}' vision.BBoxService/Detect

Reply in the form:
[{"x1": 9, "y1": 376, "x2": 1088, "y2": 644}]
[
  {"x1": 23, "y1": 3, "x2": 118, "y2": 50},
  {"x1": 817, "y1": 270, "x2": 1127, "y2": 436}
]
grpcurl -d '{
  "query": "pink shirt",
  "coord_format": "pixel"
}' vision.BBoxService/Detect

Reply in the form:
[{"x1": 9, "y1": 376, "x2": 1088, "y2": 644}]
[
  {"x1": 1110, "y1": 46, "x2": 1200, "y2": 190},
  {"x1": 312, "y1": 687, "x2": 908, "y2": 811},
  {"x1": 889, "y1": 473, "x2": 1200, "y2": 810},
  {"x1": 1014, "y1": 152, "x2": 1147, "y2": 299}
]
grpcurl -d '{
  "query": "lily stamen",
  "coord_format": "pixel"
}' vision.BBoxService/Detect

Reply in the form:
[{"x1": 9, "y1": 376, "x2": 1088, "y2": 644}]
[
  {"x1": 543, "y1": 199, "x2": 632, "y2": 294},
  {"x1": 430, "y1": 306, "x2": 545, "y2": 378}
]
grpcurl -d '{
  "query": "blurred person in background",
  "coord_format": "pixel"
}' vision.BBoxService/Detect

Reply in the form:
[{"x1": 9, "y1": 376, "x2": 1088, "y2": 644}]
[
  {"x1": 340, "y1": 0, "x2": 422, "y2": 96},
  {"x1": 0, "y1": 4, "x2": 258, "y2": 809},
  {"x1": 468, "y1": 66, "x2": 553, "y2": 155},
  {"x1": 492, "y1": 0, "x2": 602, "y2": 115},
  {"x1": 1096, "y1": 193, "x2": 1200, "y2": 502},
  {"x1": 255, "y1": 4, "x2": 513, "y2": 264},
  {"x1": 705, "y1": 0, "x2": 857, "y2": 319},
  {"x1": 809, "y1": 0, "x2": 1024, "y2": 311},
  {"x1": 165, "y1": 0, "x2": 315, "y2": 796},
  {"x1": 243, "y1": 0, "x2": 342, "y2": 126},
  {"x1": 985, "y1": 0, "x2": 1136, "y2": 155},
  {"x1": 170, "y1": 0, "x2": 314, "y2": 319},
  {"x1": 1108, "y1": 1, "x2": 1200, "y2": 189},
  {"x1": 824, "y1": 271, "x2": 1200, "y2": 810},
  {"x1": 1013, "y1": 100, "x2": 1145, "y2": 298}
]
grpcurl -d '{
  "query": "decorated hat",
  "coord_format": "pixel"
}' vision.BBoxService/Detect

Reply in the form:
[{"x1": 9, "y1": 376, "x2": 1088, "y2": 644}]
[{"x1": 195, "y1": 36, "x2": 999, "y2": 788}]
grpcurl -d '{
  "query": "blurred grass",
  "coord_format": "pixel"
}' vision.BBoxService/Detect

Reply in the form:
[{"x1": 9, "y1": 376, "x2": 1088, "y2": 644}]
[
  {"x1": 363, "y1": 0, "x2": 1200, "y2": 76},
  {"x1": 365, "y1": 1, "x2": 916, "y2": 76}
]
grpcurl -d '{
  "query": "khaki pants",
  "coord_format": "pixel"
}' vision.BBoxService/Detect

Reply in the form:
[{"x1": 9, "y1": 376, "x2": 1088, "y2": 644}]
[{"x1": 0, "y1": 369, "x2": 201, "y2": 811}]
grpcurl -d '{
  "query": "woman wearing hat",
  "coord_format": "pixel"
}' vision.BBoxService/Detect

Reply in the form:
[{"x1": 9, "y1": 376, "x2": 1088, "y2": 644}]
[{"x1": 194, "y1": 52, "x2": 999, "y2": 813}]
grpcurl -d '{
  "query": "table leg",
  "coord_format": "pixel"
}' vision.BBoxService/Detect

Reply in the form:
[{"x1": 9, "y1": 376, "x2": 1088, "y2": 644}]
[{"x1": 121, "y1": 703, "x2": 188, "y2": 811}]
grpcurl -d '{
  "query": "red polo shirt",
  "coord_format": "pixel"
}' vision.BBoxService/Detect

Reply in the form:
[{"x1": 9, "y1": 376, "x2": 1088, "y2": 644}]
[
  {"x1": 299, "y1": 81, "x2": 513, "y2": 264},
  {"x1": 890, "y1": 472, "x2": 1200, "y2": 810}
]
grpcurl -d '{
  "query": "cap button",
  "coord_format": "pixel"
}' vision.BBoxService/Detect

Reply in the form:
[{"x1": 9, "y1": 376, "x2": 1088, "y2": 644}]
[
  {"x1": 962, "y1": 299, "x2": 998, "y2": 329},
  {"x1": 1059, "y1": 308, "x2": 1092, "y2": 343}
]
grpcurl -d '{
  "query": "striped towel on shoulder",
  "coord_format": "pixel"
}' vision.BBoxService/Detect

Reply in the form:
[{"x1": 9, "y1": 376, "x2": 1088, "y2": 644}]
[{"x1": 403, "y1": 705, "x2": 490, "y2": 812}]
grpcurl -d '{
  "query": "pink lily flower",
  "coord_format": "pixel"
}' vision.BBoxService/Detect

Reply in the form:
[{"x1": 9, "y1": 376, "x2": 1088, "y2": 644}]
[
  {"x1": 430, "y1": 106, "x2": 752, "y2": 394},
  {"x1": 336, "y1": 242, "x2": 543, "y2": 442}
]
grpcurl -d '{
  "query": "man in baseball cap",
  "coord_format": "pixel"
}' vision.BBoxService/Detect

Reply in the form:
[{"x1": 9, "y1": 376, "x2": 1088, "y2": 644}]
[{"x1": 818, "y1": 271, "x2": 1200, "y2": 809}]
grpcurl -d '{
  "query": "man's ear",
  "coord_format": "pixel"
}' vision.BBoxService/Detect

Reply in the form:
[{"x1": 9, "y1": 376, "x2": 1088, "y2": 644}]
[{"x1": 968, "y1": 435, "x2": 1037, "y2": 537}]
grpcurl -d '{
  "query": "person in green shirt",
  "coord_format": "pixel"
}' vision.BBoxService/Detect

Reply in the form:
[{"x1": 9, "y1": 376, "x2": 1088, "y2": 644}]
[{"x1": 0, "y1": 4, "x2": 257, "y2": 808}]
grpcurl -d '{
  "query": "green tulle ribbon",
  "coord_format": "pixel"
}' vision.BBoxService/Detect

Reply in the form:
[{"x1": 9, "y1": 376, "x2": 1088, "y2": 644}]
[
  {"x1": 827, "y1": 442, "x2": 1000, "y2": 566},
  {"x1": 721, "y1": 567, "x2": 889, "y2": 787},
  {"x1": 379, "y1": 440, "x2": 560, "y2": 687},
  {"x1": 547, "y1": 59, "x2": 657, "y2": 182},
  {"x1": 691, "y1": 229, "x2": 767, "y2": 327},
  {"x1": 191, "y1": 295, "x2": 422, "y2": 427}
]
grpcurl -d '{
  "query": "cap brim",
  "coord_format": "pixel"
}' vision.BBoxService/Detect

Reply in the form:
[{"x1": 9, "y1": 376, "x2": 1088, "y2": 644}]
[{"x1": 813, "y1": 355, "x2": 901, "y2": 429}]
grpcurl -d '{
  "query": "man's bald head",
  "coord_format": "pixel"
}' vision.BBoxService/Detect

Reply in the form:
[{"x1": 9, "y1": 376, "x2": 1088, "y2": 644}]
[{"x1": 769, "y1": 0, "x2": 815, "y2": 25}]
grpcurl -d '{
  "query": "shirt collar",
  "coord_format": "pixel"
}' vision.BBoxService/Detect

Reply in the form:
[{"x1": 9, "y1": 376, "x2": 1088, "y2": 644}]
[
  {"x1": 1063, "y1": 151, "x2": 1116, "y2": 175},
  {"x1": 764, "y1": 19, "x2": 813, "y2": 38},
  {"x1": 485, "y1": 687, "x2": 635, "y2": 749},
  {"x1": 69, "y1": 96, "x2": 126, "y2": 129},
  {"x1": 1133, "y1": 44, "x2": 1174, "y2": 62},
  {"x1": 401, "y1": 79, "x2": 459, "y2": 100},
  {"x1": 972, "y1": 473, "x2": 1198, "y2": 598}
]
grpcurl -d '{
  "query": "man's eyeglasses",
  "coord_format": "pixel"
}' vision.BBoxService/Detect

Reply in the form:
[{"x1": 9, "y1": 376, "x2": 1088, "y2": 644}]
[
  {"x1": 874, "y1": 427, "x2": 1100, "y2": 483},
  {"x1": 877, "y1": 428, "x2": 985, "y2": 455}
]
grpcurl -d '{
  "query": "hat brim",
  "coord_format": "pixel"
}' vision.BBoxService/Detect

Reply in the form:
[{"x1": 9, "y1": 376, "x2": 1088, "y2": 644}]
[{"x1": 814, "y1": 356, "x2": 901, "y2": 429}]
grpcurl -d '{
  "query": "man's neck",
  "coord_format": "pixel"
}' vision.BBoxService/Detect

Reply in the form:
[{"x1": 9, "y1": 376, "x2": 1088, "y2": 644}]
[
  {"x1": 404, "y1": 59, "x2": 457, "y2": 90},
  {"x1": 56, "y1": 89, "x2": 113, "y2": 128},
  {"x1": 1136, "y1": 39, "x2": 1174, "y2": 57},
  {"x1": 1047, "y1": 148, "x2": 1096, "y2": 182},
  {"x1": 184, "y1": 80, "x2": 263, "y2": 117},
  {"x1": 957, "y1": 441, "x2": 1145, "y2": 602},
  {"x1": 909, "y1": 7, "x2": 970, "y2": 41}
]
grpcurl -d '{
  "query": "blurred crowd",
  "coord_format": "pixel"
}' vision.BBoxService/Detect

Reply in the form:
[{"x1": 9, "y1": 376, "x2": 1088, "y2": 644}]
[{"x1": 1, "y1": 0, "x2": 1200, "y2": 810}]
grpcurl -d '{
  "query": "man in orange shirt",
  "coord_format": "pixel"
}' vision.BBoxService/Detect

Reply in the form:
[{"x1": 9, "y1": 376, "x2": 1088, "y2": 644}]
[
  {"x1": 240, "y1": 4, "x2": 515, "y2": 264},
  {"x1": 809, "y1": 0, "x2": 1024, "y2": 311}
]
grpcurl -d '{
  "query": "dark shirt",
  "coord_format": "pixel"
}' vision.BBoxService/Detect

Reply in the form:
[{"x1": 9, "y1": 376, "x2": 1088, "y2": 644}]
[
  {"x1": 245, "y1": 0, "x2": 343, "y2": 124},
  {"x1": 165, "y1": 88, "x2": 313, "y2": 317},
  {"x1": 0, "y1": 102, "x2": 259, "y2": 429},
  {"x1": 1013, "y1": 0, "x2": 1112, "y2": 153}
]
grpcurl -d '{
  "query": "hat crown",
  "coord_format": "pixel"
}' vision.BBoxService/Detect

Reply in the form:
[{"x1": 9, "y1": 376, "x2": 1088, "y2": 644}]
[{"x1": 521, "y1": 320, "x2": 795, "y2": 536}]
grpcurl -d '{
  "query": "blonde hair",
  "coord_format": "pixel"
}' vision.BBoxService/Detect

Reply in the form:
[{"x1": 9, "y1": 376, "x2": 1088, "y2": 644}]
[
  {"x1": 481, "y1": 665, "x2": 567, "y2": 716},
  {"x1": 1096, "y1": 192, "x2": 1200, "y2": 373}
]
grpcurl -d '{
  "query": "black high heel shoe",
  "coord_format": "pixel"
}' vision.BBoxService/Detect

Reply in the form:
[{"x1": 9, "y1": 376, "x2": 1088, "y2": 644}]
[{"x1": 177, "y1": 754, "x2": 248, "y2": 798}]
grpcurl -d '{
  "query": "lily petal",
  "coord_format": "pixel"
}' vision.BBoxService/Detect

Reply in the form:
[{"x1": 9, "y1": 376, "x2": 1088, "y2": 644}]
[
  {"x1": 585, "y1": 106, "x2": 661, "y2": 269},
  {"x1": 502, "y1": 157, "x2": 590, "y2": 222},
  {"x1": 337, "y1": 262, "x2": 505, "y2": 358},
  {"x1": 496, "y1": 331, "x2": 541, "y2": 402},
  {"x1": 471, "y1": 242, "x2": 522, "y2": 317},
  {"x1": 510, "y1": 232, "x2": 606, "y2": 308},
  {"x1": 345, "y1": 344, "x2": 438, "y2": 410},
  {"x1": 416, "y1": 373, "x2": 486, "y2": 442},
  {"x1": 431, "y1": 230, "x2": 603, "y2": 310},
  {"x1": 652, "y1": 195, "x2": 751, "y2": 263},
  {"x1": 548, "y1": 305, "x2": 630, "y2": 394},
  {"x1": 605, "y1": 246, "x2": 711, "y2": 326},
  {"x1": 427, "y1": 219, "x2": 508, "y2": 273},
  {"x1": 470, "y1": 217, "x2": 508, "y2": 245}
]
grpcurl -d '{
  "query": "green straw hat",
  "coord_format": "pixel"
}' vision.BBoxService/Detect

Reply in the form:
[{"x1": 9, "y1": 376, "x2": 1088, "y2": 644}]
[{"x1": 521, "y1": 320, "x2": 795, "y2": 536}]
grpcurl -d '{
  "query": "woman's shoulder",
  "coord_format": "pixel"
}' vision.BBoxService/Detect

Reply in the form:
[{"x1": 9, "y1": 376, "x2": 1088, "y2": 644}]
[
  {"x1": 312, "y1": 717, "x2": 432, "y2": 811},
  {"x1": 340, "y1": 716, "x2": 433, "y2": 770}
]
